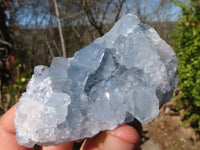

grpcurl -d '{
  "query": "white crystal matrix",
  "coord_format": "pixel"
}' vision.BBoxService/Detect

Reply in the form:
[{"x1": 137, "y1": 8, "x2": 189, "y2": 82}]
[{"x1": 15, "y1": 14, "x2": 178, "y2": 147}]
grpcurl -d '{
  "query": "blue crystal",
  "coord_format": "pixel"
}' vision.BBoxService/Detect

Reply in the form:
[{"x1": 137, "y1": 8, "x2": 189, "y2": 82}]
[{"x1": 15, "y1": 13, "x2": 178, "y2": 147}]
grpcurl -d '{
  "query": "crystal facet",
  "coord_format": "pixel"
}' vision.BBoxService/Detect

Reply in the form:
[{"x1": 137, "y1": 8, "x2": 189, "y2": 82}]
[{"x1": 15, "y1": 14, "x2": 178, "y2": 147}]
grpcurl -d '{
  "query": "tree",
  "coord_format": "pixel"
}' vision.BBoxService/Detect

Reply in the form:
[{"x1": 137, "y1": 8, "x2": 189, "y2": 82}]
[
  {"x1": 53, "y1": 0, "x2": 66, "y2": 57},
  {"x1": 11, "y1": 0, "x2": 127, "y2": 61},
  {"x1": 125, "y1": 0, "x2": 179, "y2": 43},
  {"x1": 0, "y1": 0, "x2": 13, "y2": 54},
  {"x1": 0, "y1": 0, "x2": 13, "y2": 102},
  {"x1": 173, "y1": 0, "x2": 200, "y2": 131},
  {"x1": 78, "y1": 0, "x2": 126, "y2": 36},
  {"x1": 126, "y1": 0, "x2": 178, "y2": 22},
  {"x1": 9, "y1": 0, "x2": 179, "y2": 66}
]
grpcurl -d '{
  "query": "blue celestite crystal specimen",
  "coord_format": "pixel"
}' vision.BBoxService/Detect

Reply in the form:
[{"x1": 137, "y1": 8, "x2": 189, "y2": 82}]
[{"x1": 14, "y1": 14, "x2": 178, "y2": 147}]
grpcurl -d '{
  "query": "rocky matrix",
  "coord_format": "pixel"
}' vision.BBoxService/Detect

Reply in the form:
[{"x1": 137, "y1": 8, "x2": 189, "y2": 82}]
[{"x1": 15, "y1": 14, "x2": 178, "y2": 147}]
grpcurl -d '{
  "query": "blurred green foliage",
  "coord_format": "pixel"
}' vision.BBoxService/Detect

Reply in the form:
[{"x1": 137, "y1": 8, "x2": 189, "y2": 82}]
[
  {"x1": 173, "y1": 0, "x2": 200, "y2": 131},
  {"x1": 0, "y1": 62, "x2": 31, "y2": 113}
]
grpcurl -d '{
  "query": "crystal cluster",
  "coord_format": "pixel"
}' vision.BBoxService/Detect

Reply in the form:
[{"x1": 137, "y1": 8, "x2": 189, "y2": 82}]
[{"x1": 15, "y1": 14, "x2": 178, "y2": 147}]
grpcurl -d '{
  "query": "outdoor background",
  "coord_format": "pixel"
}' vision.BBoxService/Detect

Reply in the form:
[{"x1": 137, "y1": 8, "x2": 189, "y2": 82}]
[{"x1": 0, "y1": 0, "x2": 200, "y2": 149}]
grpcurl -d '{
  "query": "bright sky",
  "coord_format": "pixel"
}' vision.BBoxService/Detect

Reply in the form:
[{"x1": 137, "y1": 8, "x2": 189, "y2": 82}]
[{"x1": 12, "y1": 0, "x2": 182, "y2": 28}]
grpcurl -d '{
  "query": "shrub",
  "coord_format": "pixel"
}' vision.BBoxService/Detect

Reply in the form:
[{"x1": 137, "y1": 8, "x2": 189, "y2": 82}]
[
  {"x1": 0, "y1": 63, "x2": 30, "y2": 113},
  {"x1": 173, "y1": 0, "x2": 200, "y2": 131}
]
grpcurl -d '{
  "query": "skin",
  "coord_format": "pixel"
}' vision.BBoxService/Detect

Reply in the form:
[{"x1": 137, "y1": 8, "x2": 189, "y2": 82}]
[{"x1": 0, "y1": 103, "x2": 141, "y2": 150}]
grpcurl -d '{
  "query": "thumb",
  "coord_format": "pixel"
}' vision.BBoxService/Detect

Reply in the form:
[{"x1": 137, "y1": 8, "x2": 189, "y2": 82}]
[{"x1": 80, "y1": 124, "x2": 141, "y2": 150}]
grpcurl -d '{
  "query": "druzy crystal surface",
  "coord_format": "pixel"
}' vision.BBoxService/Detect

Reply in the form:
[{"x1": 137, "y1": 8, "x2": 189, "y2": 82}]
[{"x1": 15, "y1": 14, "x2": 178, "y2": 147}]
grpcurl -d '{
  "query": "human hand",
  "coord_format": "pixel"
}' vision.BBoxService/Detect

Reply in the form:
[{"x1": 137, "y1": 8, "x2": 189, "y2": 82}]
[{"x1": 0, "y1": 103, "x2": 141, "y2": 150}]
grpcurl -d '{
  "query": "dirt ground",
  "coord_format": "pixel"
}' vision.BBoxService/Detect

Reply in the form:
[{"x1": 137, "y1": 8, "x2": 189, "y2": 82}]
[{"x1": 140, "y1": 100, "x2": 200, "y2": 150}]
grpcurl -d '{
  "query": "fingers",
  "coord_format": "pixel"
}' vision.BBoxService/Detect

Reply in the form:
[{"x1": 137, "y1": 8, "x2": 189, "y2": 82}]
[
  {"x1": 0, "y1": 103, "x2": 17, "y2": 134},
  {"x1": 0, "y1": 103, "x2": 74, "y2": 150},
  {"x1": 80, "y1": 123, "x2": 141, "y2": 150},
  {"x1": 0, "y1": 103, "x2": 32, "y2": 150},
  {"x1": 0, "y1": 103, "x2": 141, "y2": 150},
  {"x1": 42, "y1": 142, "x2": 73, "y2": 150}
]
